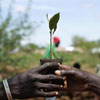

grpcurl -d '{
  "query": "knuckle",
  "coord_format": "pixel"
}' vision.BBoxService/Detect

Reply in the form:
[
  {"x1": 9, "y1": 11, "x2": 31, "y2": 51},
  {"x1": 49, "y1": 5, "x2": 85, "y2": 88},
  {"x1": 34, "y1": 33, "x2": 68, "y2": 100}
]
[
  {"x1": 28, "y1": 73, "x2": 33, "y2": 80},
  {"x1": 29, "y1": 74, "x2": 40, "y2": 81},
  {"x1": 44, "y1": 62, "x2": 49, "y2": 66},
  {"x1": 48, "y1": 74, "x2": 54, "y2": 79},
  {"x1": 34, "y1": 82, "x2": 40, "y2": 88},
  {"x1": 48, "y1": 84, "x2": 56, "y2": 88},
  {"x1": 71, "y1": 70, "x2": 76, "y2": 74},
  {"x1": 61, "y1": 70, "x2": 66, "y2": 74}
]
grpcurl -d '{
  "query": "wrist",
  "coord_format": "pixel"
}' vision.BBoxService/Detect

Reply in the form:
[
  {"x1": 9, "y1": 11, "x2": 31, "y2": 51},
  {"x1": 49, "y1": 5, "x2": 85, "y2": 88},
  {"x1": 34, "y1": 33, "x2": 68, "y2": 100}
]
[
  {"x1": 86, "y1": 72, "x2": 100, "y2": 95},
  {"x1": 0, "y1": 81, "x2": 8, "y2": 100},
  {"x1": 7, "y1": 75, "x2": 21, "y2": 99}
]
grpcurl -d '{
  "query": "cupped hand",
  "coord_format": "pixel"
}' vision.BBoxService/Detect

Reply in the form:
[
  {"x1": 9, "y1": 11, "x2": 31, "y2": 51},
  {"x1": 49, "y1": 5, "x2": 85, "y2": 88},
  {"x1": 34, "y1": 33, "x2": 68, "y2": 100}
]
[
  {"x1": 7, "y1": 62, "x2": 63, "y2": 99},
  {"x1": 55, "y1": 64, "x2": 89, "y2": 92}
]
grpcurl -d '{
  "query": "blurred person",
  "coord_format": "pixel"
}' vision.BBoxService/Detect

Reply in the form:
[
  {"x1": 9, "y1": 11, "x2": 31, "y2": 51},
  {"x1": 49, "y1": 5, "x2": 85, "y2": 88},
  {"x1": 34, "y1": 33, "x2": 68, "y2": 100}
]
[
  {"x1": 95, "y1": 64, "x2": 100, "y2": 76},
  {"x1": 44, "y1": 36, "x2": 60, "y2": 59},
  {"x1": 94, "y1": 63, "x2": 100, "y2": 100},
  {"x1": 94, "y1": 54, "x2": 100, "y2": 100},
  {"x1": 99, "y1": 53, "x2": 100, "y2": 59},
  {"x1": 73, "y1": 62, "x2": 81, "y2": 69},
  {"x1": 0, "y1": 62, "x2": 63, "y2": 100}
]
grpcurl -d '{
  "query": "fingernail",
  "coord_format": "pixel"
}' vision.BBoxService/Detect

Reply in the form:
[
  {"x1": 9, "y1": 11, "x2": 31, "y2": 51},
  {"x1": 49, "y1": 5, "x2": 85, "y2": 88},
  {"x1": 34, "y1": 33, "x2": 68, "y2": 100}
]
[
  {"x1": 40, "y1": 89, "x2": 44, "y2": 92},
  {"x1": 64, "y1": 81, "x2": 67, "y2": 85},
  {"x1": 58, "y1": 63, "x2": 62, "y2": 67},
  {"x1": 64, "y1": 81, "x2": 67, "y2": 88},
  {"x1": 63, "y1": 76, "x2": 66, "y2": 80},
  {"x1": 55, "y1": 70, "x2": 61, "y2": 75},
  {"x1": 58, "y1": 63, "x2": 60, "y2": 65},
  {"x1": 56, "y1": 91, "x2": 59, "y2": 95},
  {"x1": 60, "y1": 85, "x2": 63, "y2": 88}
]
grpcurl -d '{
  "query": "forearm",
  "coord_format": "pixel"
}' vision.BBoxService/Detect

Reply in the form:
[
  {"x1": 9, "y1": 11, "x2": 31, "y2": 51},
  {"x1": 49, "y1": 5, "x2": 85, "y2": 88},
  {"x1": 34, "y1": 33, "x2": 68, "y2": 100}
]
[
  {"x1": 0, "y1": 82, "x2": 7, "y2": 100},
  {"x1": 87, "y1": 73, "x2": 100, "y2": 95}
]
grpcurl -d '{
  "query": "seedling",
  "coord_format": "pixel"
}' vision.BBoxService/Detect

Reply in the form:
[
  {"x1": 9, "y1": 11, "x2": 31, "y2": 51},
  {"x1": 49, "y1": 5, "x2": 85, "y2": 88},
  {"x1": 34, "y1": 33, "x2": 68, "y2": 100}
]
[{"x1": 46, "y1": 12, "x2": 60, "y2": 59}]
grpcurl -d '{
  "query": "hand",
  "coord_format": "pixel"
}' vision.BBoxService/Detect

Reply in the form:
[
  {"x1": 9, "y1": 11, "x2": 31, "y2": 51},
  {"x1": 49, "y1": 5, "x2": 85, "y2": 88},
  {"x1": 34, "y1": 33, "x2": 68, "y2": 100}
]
[
  {"x1": 55, "y1": 64, "x2": 89, "y2": 92},
  {"x1": 7, "y1": 63, "x2": 63, "y2": 99}
]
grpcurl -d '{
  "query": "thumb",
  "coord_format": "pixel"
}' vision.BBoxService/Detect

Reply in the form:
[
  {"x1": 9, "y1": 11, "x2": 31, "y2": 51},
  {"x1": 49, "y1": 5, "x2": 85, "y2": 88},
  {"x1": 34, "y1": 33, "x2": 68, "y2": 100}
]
[
  {"x1": 55, "y1": 70, "x2": 73, "y2": 76},
  {"x1": 39, "y1": 62, "x2": 59, "y2": 73},
  {"x1": 55, "y1": 70, "x2": 62, "y2": 75}
]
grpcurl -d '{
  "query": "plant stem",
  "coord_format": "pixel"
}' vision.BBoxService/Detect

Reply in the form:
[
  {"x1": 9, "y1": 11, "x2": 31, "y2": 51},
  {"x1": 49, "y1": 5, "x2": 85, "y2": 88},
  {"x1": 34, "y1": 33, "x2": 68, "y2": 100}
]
[{"x1": 50, "y1": 31, "x2": 53, "y2": 59}]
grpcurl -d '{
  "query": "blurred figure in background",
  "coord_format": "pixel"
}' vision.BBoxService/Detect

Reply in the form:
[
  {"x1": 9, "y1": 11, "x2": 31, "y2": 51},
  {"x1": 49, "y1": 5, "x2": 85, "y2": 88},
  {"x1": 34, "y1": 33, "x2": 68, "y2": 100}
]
[
  {"x1": 95, "y1": 64, "x2": 100, "y2": 76},
  {"x1": 73, "y1": 62, "x2": 81, "y2": 69},
  {"x1": 95, "y1": 57, "x2": 100, "y2": 100},
  {"x1": 44, "y1": 36, "x2": 60, "y2": 59}
]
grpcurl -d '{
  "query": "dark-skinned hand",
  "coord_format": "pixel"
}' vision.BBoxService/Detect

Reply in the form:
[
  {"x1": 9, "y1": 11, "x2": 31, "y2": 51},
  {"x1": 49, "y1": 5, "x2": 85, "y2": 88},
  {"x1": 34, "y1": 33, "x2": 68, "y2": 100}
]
[
  {"x1": 55, "y1": 64, "x2": 90, "y2": 92},
  {"x1": 56, "y1": 64, "x2": 100, "y2": 95},
  {"x1": 3, "y1": 63, "x2": 64, "y2": 99}
]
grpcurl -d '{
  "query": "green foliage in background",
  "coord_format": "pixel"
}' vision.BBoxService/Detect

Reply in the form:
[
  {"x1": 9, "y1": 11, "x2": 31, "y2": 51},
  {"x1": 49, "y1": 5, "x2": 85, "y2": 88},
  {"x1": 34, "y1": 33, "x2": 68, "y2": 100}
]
[
  {"x1": 72, "y1": 35, "x2": 100, "y2": 52},
  {"x1": 57, "y1": 51, "x2": 99, "y2": 68},
  {"x1": 0, "y1": 49, "x2": 99, "y2": 79},
  {"x1": 0, "y1": 0, "x2": 37, "y2": 64}
]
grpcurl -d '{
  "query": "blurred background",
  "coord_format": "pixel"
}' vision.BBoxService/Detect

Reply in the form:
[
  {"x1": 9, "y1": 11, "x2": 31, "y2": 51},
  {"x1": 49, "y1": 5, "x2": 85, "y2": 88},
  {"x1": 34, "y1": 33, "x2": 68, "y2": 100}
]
[{"x1": 0, "y1": 0, "x2": 100, "y2": 100}]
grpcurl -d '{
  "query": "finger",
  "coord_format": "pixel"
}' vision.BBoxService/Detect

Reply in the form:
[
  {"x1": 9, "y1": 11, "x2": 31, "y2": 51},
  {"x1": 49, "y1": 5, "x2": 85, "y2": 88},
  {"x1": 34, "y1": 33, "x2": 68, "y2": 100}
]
[
  {"x1": 38, "y1": 62, "x2": 59, "y2": 73},
  {"x1": 38, "y1": 91, "x2": 59, "y2": 97},
  {"x1": 58, "y1": 63, "x2": 72, "y2": 70},
  {"x1": 29, "y1": 74, "x2": 63, "y2": 82},
  {"x1": 64, "y1": 80, "x2": 67, "y2": 89},
  {"x1": 35, "y1": 82, "x2": 63, "y2": 91},
  {"x1": 55, "y1": 70, "x2": 68, "y2": 89},
  {"x1": 55, "y1": 70, "x2": 75, "y2": 76},
  {"x1": 38, "y1": 74, "x2": 63, "y2": 82}
]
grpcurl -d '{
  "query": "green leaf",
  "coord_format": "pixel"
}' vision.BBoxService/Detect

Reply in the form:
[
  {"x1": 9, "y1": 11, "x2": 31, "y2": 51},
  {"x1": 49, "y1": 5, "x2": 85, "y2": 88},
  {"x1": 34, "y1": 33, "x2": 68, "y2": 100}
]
[
  {"x1": 49, "y1": 12, "x2": 60, "y2": 34},
  {"x1": 53, "y1": 24, "x2": 57, "y2": 34}
]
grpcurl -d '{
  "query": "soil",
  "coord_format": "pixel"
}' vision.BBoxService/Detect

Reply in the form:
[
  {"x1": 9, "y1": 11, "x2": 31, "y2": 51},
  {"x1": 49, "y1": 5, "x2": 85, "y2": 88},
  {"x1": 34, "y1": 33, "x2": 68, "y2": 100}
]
[{"x1": 40, "y1": 59, "x2": 62, "y2": 65}]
